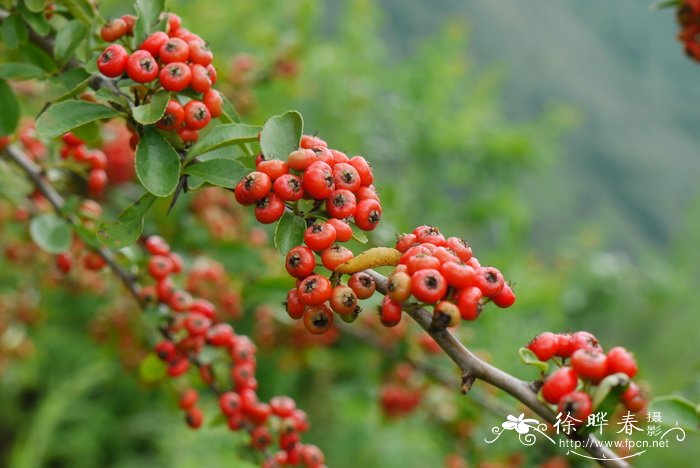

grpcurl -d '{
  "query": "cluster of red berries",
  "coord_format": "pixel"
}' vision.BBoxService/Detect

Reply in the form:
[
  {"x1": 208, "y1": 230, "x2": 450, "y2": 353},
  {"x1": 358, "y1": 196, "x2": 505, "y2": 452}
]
[
  {"x1": 384, "y1": 225, "x2": 515, "y2": 328},
  {"x1": 96, "y1": 13, "x2": 222, "y2": 143},
  {"x1": 138, "y1": 235, "x2": 324, "y2": 466},
  {"x1": 379, "y1": 363, "x2": 424, "y2": 419},
  {"x1": 59, "y1": 132, "x2": 109, "y2": 197},
  {"x1": 527, "y1": 331, "x2": 644, "y2": 424},
  {"x1": 678, "y1": 1, "x2": 700, "y2": 61},
  {"x1": 235, "y1": 133, "x2": 381, "y2": 227}
]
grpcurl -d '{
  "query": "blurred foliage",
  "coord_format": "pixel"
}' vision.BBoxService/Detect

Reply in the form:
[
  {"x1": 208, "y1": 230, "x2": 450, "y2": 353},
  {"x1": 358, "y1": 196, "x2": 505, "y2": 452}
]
[{"x1": 1, "y1": 0, "x2": 699, "y2": 467}]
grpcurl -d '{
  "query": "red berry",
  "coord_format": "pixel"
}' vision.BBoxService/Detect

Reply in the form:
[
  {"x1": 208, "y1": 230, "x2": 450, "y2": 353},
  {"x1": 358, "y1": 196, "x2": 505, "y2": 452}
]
[
  {"x1": 327, "y1": 189, "x2": 357, "y2": 219},
  {"x1": 557, "y1": 391, "x2": 592, "y2": 423},
  {"x1": 159, "y1": 38, "x2": 189, "y2": 63},
  {"x1": 329, "y1": 285, "x2": 358, "y2": 316},
  {"x1": 126, "y1": 50, "x2": 159, "y2": 83},
  {"x1": 189, "y1": 63, "x2": 212, "y2": 93},
  {"x1": 474, "y1": 266, "x2": 505, "y2": 297},
  {"x1": 321, "y1": 244, "x2": 353, "y2": 271},
  {"x1": 353, "y1": 198, "x2": 381, "y2": 231},
  {"x1": 84, "y1": 251, "x2": 107, "y2": 271},
  {"x1": 155, "y1": 340, "x2": 177, "y2": 361},
  {"x1": 303, "y1": 304, "x2": 334, "y2": 334},
  {"x1": 380, "y1": 296, "x2": 402, "y2": 327},
  {"x1": 97, "y1": 44, "x2": 129, "y2": 78},
  {"x1": 387, "y1": 270, "x2": 412, "y2": 303},
  {"x1": 183, "y1": 100, "x2": 211, "y2": 130},
  {"x1": 177, "y1": 127, "x2": 198, "y2": 143},
  {"x1": 348, "y1": 155, "x2": 373, "y2": 186},
  {"x1": 139, "y1": 31, "x2": 169, "y2": 58},
  {"x1": 491, "y1": 283, "x2": 516, "y2": 308},
  {"x1": 56, "y1": 252, "x2": 72, "y2": 273},
  {"x1": 332, "y1": 162, "x2": 361, "y2": 191},
  {"x1": 405, "y1": 253, "x2": 441, "y2": 275},
  {"x1": 164, "y1": 12, "x2": 182, "y2": 33},
  {"x1": 541, "y1": 367, "x2": 578, "y2": 404},
  {"x1": 88, "y1": 169, "x2": 108, "y2": 196},
  {"x1": 100, "y1": 18, "x2": 128, "y2": 42},
  {"x1": 272, "y1": 173, "x2": 303, "y2": 201},
  {"x1": 440, "y1": 261, "x2": 476, "y2": 289},
  {"x1": 297, "y1": 274, "x2": 332, "y2": 306},
  {"x1": 348, "y1": 272, "x2": 375, "y2": 299},
  {"x1": 304, "y1": 222, "x2": 337, "y2": 251},
  {"x1": 254, "y1": 193, "x2": 285, "y2": 224},
  {"x1": 396, "y1": 233, "x2": 418, "y2": 252},
  {"x1": 179, "y1": 389, "x2": 198, "y2": 410},
  {"x1": 159, "y1": 62, "x2": 192, "y2": 92},
  {"x1": 606, "y1": 347, "x2": 638, "y2": 378},
  {"x1": 270, "y1": 396, "x2": 296, "y2": 418},
  {"x1": 302, "y1": 166, "x2": 335, "y2": 200},
  {"x1": 145, "y1": 235, "x2": 170, "y2": 255},
  {"x1": 185, "y1": 407, "x2": 203, "y2": 429},
  {"x1": 455, "y1": 286, "x2": 483, "y2": 320},
  {"x1": 433, "y1": 300, "x2": 461, "y2": 328},
  {"x1": 285, "y1": 245, "x2": 316, "y2": 278},
  {"x1": 188, "y1": 40, "x2": 213, "y2": 66},
  {"x1": 414, "y1": 225, "x2": 446, "y2": 246},
  {"x1": 202, "y1": 89, "x2": 223, "y2": 118},
  {"x1": 326, "y1": 218, "x2": 352, "y2": 242},
  {"x1": 571, "y1": 348, "x2": 608, "y2": 382},
  {"x1": 121, "y1": 14, "x2": 136, "y2": 34},
  {"x1": 567, "y1": 331, "x2": 601, "y2": 356},
  {"x1": 445, "y1": 236, "x2": 472, "y2": 262},
  {"x1": 285, "y1": 288, "x2": 306, "y2": 319},
  {"x1": 240, "y1": 171, "x2": 271, "y2": 200},
  {"x1": 410, "y1": 268, "x2": 447, "y2": 304},
  {"x1": 219, "y1": 392, "x2": 242, "y2": 416},
  {"x1": 157, "y1": 100, "x2": 185, "y2": 130},
  {"x1": 527, "y1": 332, "x2": 558, "y2": 361},
  {"x1": 148, "y1": 255, "x2": 174, "y2": 279},
  {"x1": 287, "y1": 149, "x2": 315, "y2": 171}
]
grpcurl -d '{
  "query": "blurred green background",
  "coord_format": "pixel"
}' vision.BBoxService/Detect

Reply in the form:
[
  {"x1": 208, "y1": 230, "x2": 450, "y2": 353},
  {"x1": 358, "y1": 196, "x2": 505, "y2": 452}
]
[{"x1": 2, "y1": 0, "x2": 699, "y2": 467}]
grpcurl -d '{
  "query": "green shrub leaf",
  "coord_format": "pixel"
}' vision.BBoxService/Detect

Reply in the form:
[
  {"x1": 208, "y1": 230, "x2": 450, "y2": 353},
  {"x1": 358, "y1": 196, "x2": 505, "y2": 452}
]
[
  {"x1": 97, "y1": 193, "x2": 157, "y2": 248},
  {"x1": 36, "y1": 100, "x2": 119, "y2": 139},
  {"x1": 135, "y1": 127, "x2": 181, "y2": 197},
  {"x1": 29, "y1": 214, "x2": 72, "y2": 254},
  {"x1": 260, "y1": 111, "x2": 303, "y2": 160},
  {"x1": 183, "y1": 158, "x2": 248, "y2": 189}
]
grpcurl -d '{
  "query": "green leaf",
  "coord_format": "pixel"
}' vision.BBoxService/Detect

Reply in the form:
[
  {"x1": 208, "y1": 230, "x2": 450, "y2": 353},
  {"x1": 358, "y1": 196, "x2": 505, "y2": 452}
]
[
  {"x1": 62, "y1": 0, "x2": 94, "y2": 23},
  {"x1": 350, "y1": 221, "x2": 369, "y2": 243},
  {"x1": 18, "y1": 1, "x2": 50, "y2": 35},
  {"x1": 97, "y1": 192, "x2": 157, "y2": 248},
  {"x1": 187, "y1": 123, "x2": 261, "y2": 159},
  {"x1": 518, "y1": 347, "x2": 549, "y2": 374},
  {"x1": 1, "y1": 13, "x2": 28, "y2": 49},
  {"x1": 36, "y1": 100, "x2": 118, "y2": 139},
  {"x1": 24, "y1": 0, "x2": 48, "y2": 13},
  {"x1": 138, "y1": 353, "x2": 167, "y2": 383},
  {"x1": 72, "y1": 224, "x2": 102, "y2": 250},
  {"x1": 134, "y1": 0, "x2": 165, "y2": 44},
  {"x1": 70, "y1": 121, "x2": 100, "y2": 145},
  {"x1": 0, "y1": 161, "x2": 33, "y2": 204},
  {"x1": 23, "y1": 43, "x2": 57, "y2": 72},
  {"x1": 650, "y1": 396, "x2": 700, "y2": 433},
  {"x1": 592, "y1": 372, "x2": 630, "y2": 410},
  {"x1": 0, "y1": 80, "x2": 20, "y2": 135},
  {"x1": 219, "y1": 93, "x2": 241, "y2": 123},
  {"x1": 132, "y1": 90, "x2": 170, "y2": 124},
  {"x1": 46, "y1": 68, "x2": 92, "y2": 101},
  {"x1": 135, "y1": 127, "x2": 181, "y2": 197},
  {"x1": 29, "y1": 214, "x2": 72, "y2": 254},
  {"x1": 274, "y1": 212, "x2": 306, "y2": 255},
  {"x1": 0, "y1": 63, "x2": 46, "y2": 80},
  {"x1": 183, "y1": 158, "x2": 248, "y2": 189},
  {"x1": 260, "y1": 111, "x2": 303, "y2": 160},
  {"x1": 53, "y1": 20, "x2": 88, "y2": 64}
]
